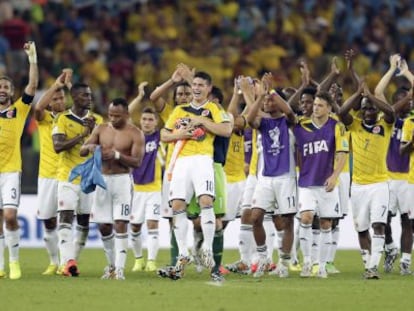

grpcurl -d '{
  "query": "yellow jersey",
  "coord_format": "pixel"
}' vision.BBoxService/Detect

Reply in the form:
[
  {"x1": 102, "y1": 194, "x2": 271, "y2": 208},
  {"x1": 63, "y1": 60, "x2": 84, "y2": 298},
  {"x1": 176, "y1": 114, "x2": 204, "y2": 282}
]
[
  {"x1": 37, "y1": 112, "x2": 60, "y2": 178},
  {"x1": 53, "y1": 110, "x2": 103, "y2": 184},
  {"x1": 0, "y1": 96, "x2": 32, "y2": 173},
  {"x1": 224, "y1": 131, "x2": 246, "y2": 183},
  {"x1": 401, "y1": 116, "x2": 414, "y2": 183},
  {"x1": 164, "y1": 102, "x2": 230, "y2": 158},
  {"x1": 248, "y1": 129, "x2": 259, "y2": 176},
  {"x1": 348, "y1": 117, "x2": 392, "y2": 184},
  {"x1": 159, "y1": 102, "x2": 174, "y2": 166}
]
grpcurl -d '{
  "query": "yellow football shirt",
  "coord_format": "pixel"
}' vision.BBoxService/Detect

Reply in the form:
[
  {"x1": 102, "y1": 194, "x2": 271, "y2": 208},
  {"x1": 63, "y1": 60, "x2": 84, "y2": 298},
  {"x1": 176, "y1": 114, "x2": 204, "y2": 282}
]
[
  {"x1": 53, "y1": 110, "x2": 103, "y2": 184},
  {"x1": 0, "y1": 97, "x2": 31, "y2": 173},
  {"x1": 401, "y1": 116, "x2": 414, "y2": 183},
  {"x1": 164, "y1": 102, "x2": 230, "y2": 158},
  {"x1": 37, "y1": 112, "x2": 60, "y2": 178},
  {"x1": 248, "y1": 129, "x2": 259, "y2": 176},
  {"x1": 348, "y1": 117, "x2": 392, "y2": 184},
  {"x1": 224, "y1": 131, "x2": 246, "y2": 183}
]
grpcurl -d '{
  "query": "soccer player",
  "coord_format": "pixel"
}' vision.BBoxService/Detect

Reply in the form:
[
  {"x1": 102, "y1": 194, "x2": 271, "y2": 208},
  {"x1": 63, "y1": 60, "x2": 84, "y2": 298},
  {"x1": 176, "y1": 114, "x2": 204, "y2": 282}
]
[
  {"x1": 161, "y1": 71, "x2": 232, "y2": 276},
  {"x1": 247, "y1": 79, "x2": 298, "y2": 278},
  {"x1": 150, "y1": 65, "x2": 193, "y2": 266},
  {"x1": 295, "y1": 91, "x2": 349, "y2": 278},
  {"x1": 375, "y1": 55, "x2": 414, "y2": 275},
  {"x1": 338, "y1": 80, "x2": 394, "y2": 279},
  {"x1": 35, "y1": 69, "x2": 71, "y2": 275},
  {"x1": 81, "y1": 98, "x2": 145, "y2": 280},
  {"x1": 0, "y1": 41, "x2": 38, "y2": 280},
  {"x1": 130, "y1": 105, "x2": 163, "y2": 273},
  {"x1": 52, "y1": 82, "x2": 103, "y2": 276}
]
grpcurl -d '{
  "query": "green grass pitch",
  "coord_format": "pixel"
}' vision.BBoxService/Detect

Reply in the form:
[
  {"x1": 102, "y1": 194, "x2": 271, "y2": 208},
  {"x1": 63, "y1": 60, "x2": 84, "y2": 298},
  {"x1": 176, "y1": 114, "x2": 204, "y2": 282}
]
[{"x1": 1, "y1": 249, "x2": 413, "y2": 311}]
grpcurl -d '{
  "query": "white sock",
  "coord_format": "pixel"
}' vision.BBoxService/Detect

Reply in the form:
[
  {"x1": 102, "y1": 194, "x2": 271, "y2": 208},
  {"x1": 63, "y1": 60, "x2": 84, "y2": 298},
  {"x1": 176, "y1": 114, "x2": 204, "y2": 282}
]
[
  {"x1": 44, "y1": 228, "x2": 59, "y2": 265},
  {"x1": 200, "y1": 206, "x2": 215, "y2": 251},
  {"x1": 239, "y1": 224, "x2": 254, "y2": 264},
  {"x1": 263, "y1": 216, "x2": 275, "y2": 261},
  {"x1": 74, "y1": 225, "x2": 89, "y2": 260},
  {"x1": 130, "y1": 230, "x2": 143, "y2": 258},
  {"x1": 173, "y1": 211, "x2": 189, "y2": 256},
  {"x1": 319, "y1": 228, "x2": 332, "y2": 269},
  {"x1": 291, "y1": 218, "x2": 300, "y2": 263},
  {"x1": 299, "y1": 223, "x2": 312, "y2": 264},
  {"x1": 369, "y1": 234, "x2": 385, "y2": 270},
  {"x1": 401, "y1": 252, "x2": 411, "y2": 264},
  {"x1": 58, "y1": 223, "x2": 74, "y2": 264},
  {"x1": 311, "y1": 229, "x2": 320, "y2": 264},
  {"x1": 101, "y1": 232, "x2": 115, "y2": 267},
  {"x1": 276, "y1": 230, "x2": 284, "y2": 257},
  {"x1": 192, "y1": 229, "x2": 203, "y2": 254},
  {"x1": 384, "y1": 242, "x2": 396, "y2": 251},
  {"x1": 147, "y1": 229, "x2": 159, "y2": 261},
  {"x1": 360, "y1": 249, "x2": 370, "y2": 270},
  {"x1": 5, "y1": 228, "x2": 20, "y2": 262},
  {"x1": 328, "y1": 226, "x2": 339, "y2": 263},
  {"x1": 115, "y1": 233, "x2": 128, "y2": 270},
  {"x1": 0, "y1": 234, "x2": 4, "y2": 270}
]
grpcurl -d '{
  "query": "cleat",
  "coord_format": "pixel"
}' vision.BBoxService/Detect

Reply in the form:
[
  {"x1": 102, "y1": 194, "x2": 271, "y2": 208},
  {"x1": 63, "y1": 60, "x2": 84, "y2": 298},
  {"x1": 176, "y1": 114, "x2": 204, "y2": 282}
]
[
  {"x1": 270, "y1": 263, "x2": 289, "y2": 278},
  {"x1": 145, "y1": 260, "x2": 157, "y2": 272},
  {"x1": 56, "y1": 265, "x2": 65, "y2": 275},
  {"x1": 42, "y1": 264, "x2": 58, "y2": 275},
  {"x1": 226, "y1": 260, "x2": 251, "y2": 275},
  {"x1": 289, "y1": 262, "x2": 302, "y2": 272},
  {"x1": 300, "y1": 262, "x2": 312, "y2": 278},
  {"x1": 114, "y1": 268, "x2": 125, "y2": 280},
  {"x1": 198, "y1": 248, "x2": 215, "y2": 269},
  {"x1": 9, "y1": 261, "x2": 21, "y2": 280},
  {"x1": 0, "y1": 270, "x2": 6, "y2": 278},
  {"x1": 383, "y1": 247, "x2": 398, "y2": 273},
  {"x1": 250, "y1": 263, "x2": 258, "y2": 274},
  {"x1": 101, "y1": 265, "x2": 116, "y2": 279},
  {"x1": 364, "y1": 267, "x2": 380, "y2": 279},
  {"x1": 399, "y1": 262, "x2": 412, "y2": 276},
  {"x1": 317, "y1": 267, "x2": 328, "y2": 278},
  {"x1": 210, "y1": 271, "x2": 225, "y2": 283},
  {"x1": 326, "y1": 262, "x2": 340, "y2": 274},
  {"x1": 131, "y1": 258, "x2": 145, "y2": 272},
  {"x1": 267, "y1": 262, "x2": 277, "y2": 272},
  {"x1": 253, "y1": 256, "x2": 269, "y2": 278},
  {"x1": 63, "y1": 259, "x2": 79, "y2": 277},
  {"x1": 311, "y1": 263, "x2": 319, "y2": 276},
  {"x1": 157, "y1": 266, "x2": 181, "y2": 280},
  {"x1": 219, "y1": 265, "x2": 230, "y2": 275},
  {"x1": 174, "y1": 255, "x2": 192, "y2": 278},
  {"x1": 192, "y1": 250, "x2": 203, "y2": 273}
]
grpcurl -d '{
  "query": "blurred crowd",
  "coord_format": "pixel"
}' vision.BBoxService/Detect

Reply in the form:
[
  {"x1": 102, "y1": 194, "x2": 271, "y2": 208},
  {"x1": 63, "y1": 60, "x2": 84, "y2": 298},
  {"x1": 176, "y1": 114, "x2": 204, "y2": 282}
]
[{"x1": 1, "y1": 0, "x2": 414, "y2": 189}]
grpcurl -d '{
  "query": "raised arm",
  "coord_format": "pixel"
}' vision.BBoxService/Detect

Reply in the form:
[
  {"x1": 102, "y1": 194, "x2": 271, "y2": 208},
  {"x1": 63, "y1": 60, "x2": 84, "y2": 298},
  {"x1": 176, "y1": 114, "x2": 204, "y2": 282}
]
[
  {"x1": 34, "y1": 72, "x2": 66, "y2": 121},
  {"x1": 246, "y1": 80, "x2": 266, "y2": 129},
  {"x1": 128, "y1": 81, "x2": 148, "y2": 116},
  {"x1": 23, "y1": 41, "x2": 39, "y2": 96},
  {"x1": 338, "y1": 80, "x2": 365, "y2": 126},
  {"x1": 318, "y1": 56, "x2": 340, "y2": 93},
  {"x1": 287, "y1": 60, "x2": 311, "y2": 113},
  {"x1": 364, "y1": 83, "x2": 395, "y2": 124},
  {"x1": 344, "y1": 49, "x2": 361, "y2": 89},
  {"x1": 374, "y1": 54, "x2": 400, "y2": 103},
  {"x1": 149, "y1": 68, "x2": 183, "y2": 112}
]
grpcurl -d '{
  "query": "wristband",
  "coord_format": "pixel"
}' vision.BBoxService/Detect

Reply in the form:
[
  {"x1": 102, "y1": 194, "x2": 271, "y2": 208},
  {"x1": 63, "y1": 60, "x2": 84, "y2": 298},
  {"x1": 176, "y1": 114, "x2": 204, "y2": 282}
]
[{"x1": 114, "y1": 151, "x2": 121, "y2": 160}]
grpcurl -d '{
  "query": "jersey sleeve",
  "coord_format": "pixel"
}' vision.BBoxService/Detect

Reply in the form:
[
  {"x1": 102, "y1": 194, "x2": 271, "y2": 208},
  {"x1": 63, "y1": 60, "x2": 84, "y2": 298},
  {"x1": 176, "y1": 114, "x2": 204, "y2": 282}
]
[
  {"x1": 211, "y1": 104, "x2": 231, "y2": 123},
  {"x1": 401, "y1": 117, "x2": 414, "y2": 143},
  {"x1": 335, "y1": 122, "x2": 349, "y2": 153},
  {"x1": 164, "y1": 106, "x2": 181, "y2": 131}
]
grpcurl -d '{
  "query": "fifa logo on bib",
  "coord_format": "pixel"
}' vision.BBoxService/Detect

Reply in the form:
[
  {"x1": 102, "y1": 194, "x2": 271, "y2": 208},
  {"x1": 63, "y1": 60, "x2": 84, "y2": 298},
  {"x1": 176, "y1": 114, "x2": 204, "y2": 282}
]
[
  {"x1": 146, "y1": 141, "x2": 158, "y2": 153},
  {"x1": 303, "y1": 140, "x2": 328, "y2": 156}
]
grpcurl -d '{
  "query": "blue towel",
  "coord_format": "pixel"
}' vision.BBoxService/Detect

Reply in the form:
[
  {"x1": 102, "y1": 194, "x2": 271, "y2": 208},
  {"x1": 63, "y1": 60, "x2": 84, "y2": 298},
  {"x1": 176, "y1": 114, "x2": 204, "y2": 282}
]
[{"x1": 69, "y1": 146, "x2": 107, "y2": 194}]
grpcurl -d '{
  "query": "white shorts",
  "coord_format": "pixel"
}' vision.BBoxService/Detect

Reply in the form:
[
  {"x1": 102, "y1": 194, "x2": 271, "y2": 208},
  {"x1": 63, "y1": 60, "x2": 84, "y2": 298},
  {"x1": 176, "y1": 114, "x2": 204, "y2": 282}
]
[
  {"x1": 161, "y1": 171, "x2": 173, "y2": 218},
  {"x1": 130, "y1": 191, "x2": 161, "y2": 224},
  {"x1": 338, "y1": 172, "x2": 350, "y2": 216},
  {"x1": 169, "y1": 155, "x2": 215, "y2": 203},
  {"x1": 405, "y1": 183, "x2": 414, "y2": 220},
  {"x1": 351, "y1": 182, "x2": 389, "y2": 232},
  {"x1": 222, "y1": 180, "x2": 245, "y2": 222},
  {"x1": 389, "y1": 180, "x2": 410, "y2": 216},
  {"x1": 298, "y1": 186, "x2": 341, "y2": 218},
  {"x1": 240, "y1": 174, "x2": 257, "y2": 212},
  {"x1": 37, "y1": 177, "x2": 58, "y2": 219},
  {"x1": 58, "y1": 181, "x2": 93, "y2": 214},
  {"x1": 90, "y1": 174, "x2": 133, "y2": 223},
  {"x1": 252, "y1": 175, "x2": 298, "y2": 215},
  {"x1": 0, "y1": 172, "x2": 21, "y2": 209}
]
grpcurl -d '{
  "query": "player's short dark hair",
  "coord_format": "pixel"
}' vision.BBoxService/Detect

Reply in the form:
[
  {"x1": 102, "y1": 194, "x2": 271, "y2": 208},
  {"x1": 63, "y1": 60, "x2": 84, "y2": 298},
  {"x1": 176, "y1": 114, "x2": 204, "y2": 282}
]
[
  {"x1": 70, "y1": 82, "x2": 90, "y2": 96},
  {"x1": 0, "y1": 75, "x2": 15, "y2": 91},
  {"x1": 141, "y1": 106, "x2": 157, "y2": 115},
  {"x1": 110, "y1": 97, "x2": 128, "y2": 110},
  {"x1": 392, "y1": 86, "x2": 411, "y2": 104},
  {"x1": 194, "y1": 71, "x2": 212, "y2": 85},
  {"x1": 301, "y1": 87, "x2": 317, "y2": 98},
  {"x1": 315, "y1": 91, "x2": 334, "y2": 106},
  {"x1": 210, "y1": 86, "x2": 224, "y2": 104}
]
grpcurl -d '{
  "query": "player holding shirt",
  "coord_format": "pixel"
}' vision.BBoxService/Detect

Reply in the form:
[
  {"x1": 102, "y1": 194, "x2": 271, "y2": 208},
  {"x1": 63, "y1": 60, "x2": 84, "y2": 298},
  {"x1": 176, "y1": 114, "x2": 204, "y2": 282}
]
[
  {"x1": 52, "y1": 82, "x2": 103, "y2": 276},
  {"x1": 0, "y1": 41, "x2": 38, "y2": 280}
]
